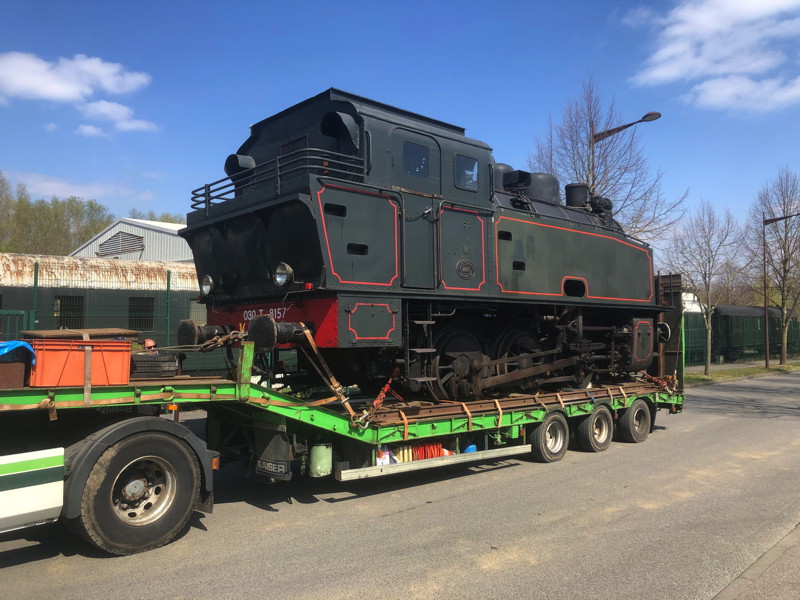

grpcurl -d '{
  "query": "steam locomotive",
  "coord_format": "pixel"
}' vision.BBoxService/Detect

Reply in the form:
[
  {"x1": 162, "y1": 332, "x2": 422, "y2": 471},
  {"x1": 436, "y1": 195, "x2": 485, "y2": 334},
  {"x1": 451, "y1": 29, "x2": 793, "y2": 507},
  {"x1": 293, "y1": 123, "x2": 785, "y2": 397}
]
[{"x1": 179, "y1": 89, "x2": 668, "y2": 400}]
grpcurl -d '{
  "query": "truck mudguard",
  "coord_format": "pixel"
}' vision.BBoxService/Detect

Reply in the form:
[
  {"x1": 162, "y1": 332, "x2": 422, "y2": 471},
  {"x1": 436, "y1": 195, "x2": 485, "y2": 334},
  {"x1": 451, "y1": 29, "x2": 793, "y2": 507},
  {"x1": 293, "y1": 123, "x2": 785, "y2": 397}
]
[{"x1": 62, "y1": 417, "x2": 217, "y2": 520}]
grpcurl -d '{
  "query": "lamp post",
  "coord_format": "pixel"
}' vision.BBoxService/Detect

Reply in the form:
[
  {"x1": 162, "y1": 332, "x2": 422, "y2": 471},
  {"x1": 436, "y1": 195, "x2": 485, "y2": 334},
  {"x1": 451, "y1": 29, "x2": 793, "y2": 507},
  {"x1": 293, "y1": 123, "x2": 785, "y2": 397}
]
[
  {"x1": 589, "y1": 111, "x2": 661, "y2": 193},
  {"x1": 762, "y1": 212, "x2": 800, "y2": 368}
]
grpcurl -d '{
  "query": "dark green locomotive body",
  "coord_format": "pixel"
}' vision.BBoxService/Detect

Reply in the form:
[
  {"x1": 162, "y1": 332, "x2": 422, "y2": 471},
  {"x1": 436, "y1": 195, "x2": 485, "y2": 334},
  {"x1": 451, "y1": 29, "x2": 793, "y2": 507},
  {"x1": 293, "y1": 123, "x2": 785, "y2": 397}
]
[{"x1": 181, "y1": 89, "x2": 662, "y2": 398}]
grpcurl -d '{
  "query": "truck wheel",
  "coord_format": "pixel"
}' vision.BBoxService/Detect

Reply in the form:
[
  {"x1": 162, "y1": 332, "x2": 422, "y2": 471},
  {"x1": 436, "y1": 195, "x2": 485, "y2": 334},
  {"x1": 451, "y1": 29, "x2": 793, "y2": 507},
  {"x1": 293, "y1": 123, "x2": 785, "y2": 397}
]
[
  {"x1": 72, "y1": 432, "x2": 200, "y2": 555},
  {"x1": 530, "y1": 412, "x2": 569, "y2": 463},
  {"x1": 575, "y1": 405, "x2": 613, "y2": 452},
  {"x1": 618, "y1": 399, "x2": 651, "y2": 443}
]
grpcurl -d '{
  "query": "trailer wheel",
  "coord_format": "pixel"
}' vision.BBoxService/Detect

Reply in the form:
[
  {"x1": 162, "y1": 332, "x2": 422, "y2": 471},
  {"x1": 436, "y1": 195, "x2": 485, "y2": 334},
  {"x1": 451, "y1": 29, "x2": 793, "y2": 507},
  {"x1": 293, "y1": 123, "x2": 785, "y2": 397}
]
[
  {"x1": 530, "y1": 412, "x2": 569, "y2": 463},
  {"x1": 71, "y1": 431, "x2": 200, "y2": 555},
  {"x1": 618, "y1": 399, "x2": 651, "y2": 443},
  {"x1": 575, "y1": 405, "x2": 613, "y2": 452}
]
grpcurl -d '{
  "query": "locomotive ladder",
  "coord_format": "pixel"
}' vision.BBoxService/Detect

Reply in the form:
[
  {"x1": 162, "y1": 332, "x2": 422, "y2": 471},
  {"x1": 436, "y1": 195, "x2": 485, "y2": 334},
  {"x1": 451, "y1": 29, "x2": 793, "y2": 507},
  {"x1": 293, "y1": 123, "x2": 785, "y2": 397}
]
[{"x1": 404, "y1": 302, "x2": 438, "y2": 387}]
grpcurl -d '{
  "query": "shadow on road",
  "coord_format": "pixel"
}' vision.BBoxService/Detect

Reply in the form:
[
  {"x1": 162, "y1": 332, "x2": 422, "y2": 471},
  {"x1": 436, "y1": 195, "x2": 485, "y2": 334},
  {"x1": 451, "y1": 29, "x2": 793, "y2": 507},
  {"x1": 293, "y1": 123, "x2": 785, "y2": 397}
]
[
  {"x1": 687, "y1": 373, "x2": 800, "y2": 419},
  {"x1": 0, "y1": 523, "x2": 106, "y2": 565},
  {"x1": 211, "y1": 457, "x2": 523, "y2": 513}
]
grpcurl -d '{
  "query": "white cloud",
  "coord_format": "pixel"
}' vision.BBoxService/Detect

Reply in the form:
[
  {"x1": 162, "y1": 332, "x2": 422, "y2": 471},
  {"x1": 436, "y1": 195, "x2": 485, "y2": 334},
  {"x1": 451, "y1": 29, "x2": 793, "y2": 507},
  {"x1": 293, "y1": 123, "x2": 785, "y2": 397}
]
[
  {"x1": 140, "y1": 171, "x2": 167, "y2": 180},
  {"x1": 76, "y1": 124, "x2": 107, "y2": 137},
  {"x1": 115, "y1": 118, "x2": 158, "y2": 132},
  {"x1": 0, "y1": 52, "x2": 156, "y2": 133},
  {"x1": 622, "y1": 7, "x2": 656, "y2": 28},
  {"x1": 5, "y1": 171, "x2": 156, "y2": 210},
  {"x1": 628, "y1": 0, "x2": 800, "y2": 112},
  {"x1": 81, "y1": 100, "x2": 134, "y2": 122},
  {"x1": 80, "y1": 100, "x2": 158, "y2": 132},
  {"x1": 44, "y1": 122, "x2": 57, "y2": 131},
  {"x1": 685, "y1": 74, "x2": 800, "y2": 111},
  {"x1": 5, "y1": 171, "x2": 133, "y2": 201},
  {"x1": 0, "y1": 52, "x2": 150, "y2": 103}
]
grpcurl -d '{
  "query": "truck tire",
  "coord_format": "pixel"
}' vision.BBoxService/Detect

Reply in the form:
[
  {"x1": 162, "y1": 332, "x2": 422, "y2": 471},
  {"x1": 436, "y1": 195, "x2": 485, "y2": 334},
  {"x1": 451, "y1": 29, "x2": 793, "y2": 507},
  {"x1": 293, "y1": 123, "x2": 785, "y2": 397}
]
[
  {"x1": 575, "y1": 405, "x2": 613, "y2": 452},
  {"x1": 618, "y1": 399, "x2": 651, "y2": 443},
  {"x1": 70, "y1": 431, "x2": 200, "y2": 555},
  {"x1": 529, "y1": 412, "x2": 569, "y2": 463}
]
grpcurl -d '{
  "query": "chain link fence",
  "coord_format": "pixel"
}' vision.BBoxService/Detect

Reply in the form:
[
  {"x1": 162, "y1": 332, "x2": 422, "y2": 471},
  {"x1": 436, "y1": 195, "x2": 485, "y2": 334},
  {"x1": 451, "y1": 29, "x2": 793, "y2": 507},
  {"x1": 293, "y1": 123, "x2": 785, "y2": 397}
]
[{"x1": 0, "y1": 255, "x2": 227, "y2": 376}]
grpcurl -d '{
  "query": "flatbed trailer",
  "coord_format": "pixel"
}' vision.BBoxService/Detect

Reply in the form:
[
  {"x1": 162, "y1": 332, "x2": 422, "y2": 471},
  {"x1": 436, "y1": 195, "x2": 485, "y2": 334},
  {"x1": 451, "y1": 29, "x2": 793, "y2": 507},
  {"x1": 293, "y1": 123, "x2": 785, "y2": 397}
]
[{"x1": 0, "y1": 342, "x2": 683, "y2": 555}]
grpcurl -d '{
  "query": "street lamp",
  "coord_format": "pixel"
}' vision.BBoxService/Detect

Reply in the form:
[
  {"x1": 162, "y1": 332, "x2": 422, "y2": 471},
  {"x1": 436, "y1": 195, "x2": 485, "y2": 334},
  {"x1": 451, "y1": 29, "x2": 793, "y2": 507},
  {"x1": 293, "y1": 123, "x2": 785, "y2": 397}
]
[
  {"x1": 762, "y1": 212, "x2": 800, "y2": 368},
  {"x1": 589, "y1": 111, "x2": 661, "y2": 193},
  {"x1": 592, "y1": 111, "x2": 662, "y2": 143}
]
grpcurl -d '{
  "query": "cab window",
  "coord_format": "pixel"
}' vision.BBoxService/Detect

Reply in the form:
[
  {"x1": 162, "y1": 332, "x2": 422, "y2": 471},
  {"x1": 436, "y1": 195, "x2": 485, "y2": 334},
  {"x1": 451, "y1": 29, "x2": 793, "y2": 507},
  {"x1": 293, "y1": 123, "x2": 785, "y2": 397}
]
[
  {"x1": 390, "y1": 129, "x2": 441, "y2": 195},
  {"x1": 455, "y1": 155, "x2": 479, "y2": 191},
  {"x1": 404, "y1": 142, "x2": 429, "y2": 179}
]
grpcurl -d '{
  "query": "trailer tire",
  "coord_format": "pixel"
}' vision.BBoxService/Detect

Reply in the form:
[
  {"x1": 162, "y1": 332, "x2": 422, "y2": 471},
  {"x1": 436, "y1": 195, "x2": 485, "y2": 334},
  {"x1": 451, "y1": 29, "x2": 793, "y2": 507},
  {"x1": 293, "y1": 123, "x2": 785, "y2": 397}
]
[
  {"x1": 618, "y1": 399, "x2": 651, "y2": 443},
  {"x1": 575, "y1": 405, "x2": 613, "y2": 452},
  {"x1": 530, "y1": 412, "x2": 569, "y2": 463},
  {"x1": 70, "y1": 431, "x2": 200, "y2": 555}
]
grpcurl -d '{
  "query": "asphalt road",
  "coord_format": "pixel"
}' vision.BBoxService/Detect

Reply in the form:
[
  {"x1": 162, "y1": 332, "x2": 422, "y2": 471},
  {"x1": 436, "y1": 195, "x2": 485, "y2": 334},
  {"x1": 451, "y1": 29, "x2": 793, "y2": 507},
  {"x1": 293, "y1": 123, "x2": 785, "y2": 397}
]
[{"x1": 2, "y1": 374, "x2": 800, "y2": 600}]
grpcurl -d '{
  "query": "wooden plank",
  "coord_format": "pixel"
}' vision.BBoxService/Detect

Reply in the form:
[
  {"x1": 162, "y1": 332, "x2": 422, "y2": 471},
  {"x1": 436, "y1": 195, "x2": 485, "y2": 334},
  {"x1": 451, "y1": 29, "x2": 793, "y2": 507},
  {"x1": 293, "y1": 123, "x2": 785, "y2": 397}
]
[{"x1": 20, "y1": 328, "x2": 139, "y2": 341}]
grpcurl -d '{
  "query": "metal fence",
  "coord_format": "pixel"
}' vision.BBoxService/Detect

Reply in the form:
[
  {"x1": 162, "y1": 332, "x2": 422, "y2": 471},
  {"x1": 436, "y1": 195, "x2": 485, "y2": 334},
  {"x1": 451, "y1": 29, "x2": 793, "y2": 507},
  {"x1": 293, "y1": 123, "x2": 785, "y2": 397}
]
[{"x1": 0, "y1": 256, "x2": 228, "y2": 376}]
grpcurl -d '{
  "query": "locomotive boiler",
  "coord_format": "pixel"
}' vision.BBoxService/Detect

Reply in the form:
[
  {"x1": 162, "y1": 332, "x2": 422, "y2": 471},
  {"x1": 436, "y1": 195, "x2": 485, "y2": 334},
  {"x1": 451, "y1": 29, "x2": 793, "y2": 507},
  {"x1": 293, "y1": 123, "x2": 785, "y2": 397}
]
[{"x1": 179, "y1": 89, "x2": 667, "y2": 401}]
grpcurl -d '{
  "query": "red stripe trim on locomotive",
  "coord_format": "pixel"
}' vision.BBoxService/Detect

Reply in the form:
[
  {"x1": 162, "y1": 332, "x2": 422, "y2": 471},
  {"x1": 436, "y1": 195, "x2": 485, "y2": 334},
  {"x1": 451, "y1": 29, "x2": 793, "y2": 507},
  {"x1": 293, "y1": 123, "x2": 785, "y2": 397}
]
[
  {"x1": 438, "y1": 206, "x2": 486, "y2": 291},
  {"x1": 634, "y1": 320, "x2": 653, "y2": 362},
  {"x1": 347, "y1": 303, "x2": 397, "y2": 340},
  {"x1": 316, "y1": 183, "x2": 399, "y2": 287},
  {"x1": 494, "y1": 216, "x2": 654, "y2": 303}
]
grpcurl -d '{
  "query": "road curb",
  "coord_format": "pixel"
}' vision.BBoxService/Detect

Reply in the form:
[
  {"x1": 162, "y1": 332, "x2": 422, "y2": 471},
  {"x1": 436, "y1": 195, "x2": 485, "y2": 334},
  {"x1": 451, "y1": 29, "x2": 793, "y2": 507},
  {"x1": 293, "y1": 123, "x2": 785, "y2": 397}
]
[{"x1": 713, "y1": 523, "x2": 800, "y2": 599}]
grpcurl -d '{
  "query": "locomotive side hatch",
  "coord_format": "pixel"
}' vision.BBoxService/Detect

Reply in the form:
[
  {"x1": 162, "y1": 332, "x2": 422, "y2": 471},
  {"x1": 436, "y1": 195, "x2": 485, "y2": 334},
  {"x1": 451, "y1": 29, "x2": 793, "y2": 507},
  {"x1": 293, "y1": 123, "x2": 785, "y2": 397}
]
[{"x1": 390, "y1": 129, "x2": 440, "y2": 289}]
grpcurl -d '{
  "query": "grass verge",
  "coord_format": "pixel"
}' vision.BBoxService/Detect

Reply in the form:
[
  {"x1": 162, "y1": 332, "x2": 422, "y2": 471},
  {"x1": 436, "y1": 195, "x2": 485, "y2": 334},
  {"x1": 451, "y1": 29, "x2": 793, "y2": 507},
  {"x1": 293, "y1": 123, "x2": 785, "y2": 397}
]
[{"x1": 684, "y1": 363, "x2": 800, "y2": 386}]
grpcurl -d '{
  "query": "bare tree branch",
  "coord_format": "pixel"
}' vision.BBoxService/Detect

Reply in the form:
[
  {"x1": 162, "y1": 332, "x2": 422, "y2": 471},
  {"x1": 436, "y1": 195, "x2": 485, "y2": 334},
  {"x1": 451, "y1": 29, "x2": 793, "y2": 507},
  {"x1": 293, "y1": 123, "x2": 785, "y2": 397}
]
[
  {"x1": 529, "y1": 78, "x2": 687, "y2": 243},
  {"x1": 665, "y1": 201, "x2": 741, "y2": 375},
  {"x1": 744, "y1": 166, "x2": 800, "y2": 364}
]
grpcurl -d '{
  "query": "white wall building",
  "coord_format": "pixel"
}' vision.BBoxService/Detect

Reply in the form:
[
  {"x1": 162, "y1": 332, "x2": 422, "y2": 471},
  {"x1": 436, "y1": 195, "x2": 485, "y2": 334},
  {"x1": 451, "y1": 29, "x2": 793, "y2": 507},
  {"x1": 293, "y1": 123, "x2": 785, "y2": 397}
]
[{"x1": 70, "y1": 219, "x2": 192, "y2": 263}]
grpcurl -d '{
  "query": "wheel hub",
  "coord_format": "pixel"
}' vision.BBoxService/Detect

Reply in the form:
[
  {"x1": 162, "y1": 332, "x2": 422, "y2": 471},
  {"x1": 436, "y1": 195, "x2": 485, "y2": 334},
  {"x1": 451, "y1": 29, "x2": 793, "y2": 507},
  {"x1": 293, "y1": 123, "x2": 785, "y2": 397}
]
[
  {"x1": 121, "y1": 477, "x2": 148, "y2": 502},
  {"x1": 111, "y1": 456, "x2": 177, "y2": 526}
]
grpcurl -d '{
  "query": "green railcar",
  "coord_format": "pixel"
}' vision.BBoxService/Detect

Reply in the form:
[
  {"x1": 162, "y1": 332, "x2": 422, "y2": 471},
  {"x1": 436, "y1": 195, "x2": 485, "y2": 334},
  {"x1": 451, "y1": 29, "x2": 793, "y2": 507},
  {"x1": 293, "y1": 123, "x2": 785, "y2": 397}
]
[{"x1": 683, "y1": 305, "x2": 800, "y2": 365}]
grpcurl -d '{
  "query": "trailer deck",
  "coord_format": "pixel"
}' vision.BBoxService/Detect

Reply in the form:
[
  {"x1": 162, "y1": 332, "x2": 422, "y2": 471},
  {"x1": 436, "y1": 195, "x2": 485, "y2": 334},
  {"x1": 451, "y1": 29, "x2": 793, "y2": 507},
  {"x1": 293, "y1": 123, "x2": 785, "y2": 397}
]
[{"x1": 0, "y1": 343, "x2": 683, "y2": 456}]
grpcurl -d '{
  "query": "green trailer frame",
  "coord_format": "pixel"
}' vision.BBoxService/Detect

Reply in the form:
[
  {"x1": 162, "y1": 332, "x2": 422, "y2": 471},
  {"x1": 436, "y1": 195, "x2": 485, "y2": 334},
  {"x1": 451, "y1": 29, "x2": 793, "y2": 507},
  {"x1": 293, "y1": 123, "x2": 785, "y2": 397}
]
[{"x1": 1, "y1": 342, "x2": 684, "y2": 461}]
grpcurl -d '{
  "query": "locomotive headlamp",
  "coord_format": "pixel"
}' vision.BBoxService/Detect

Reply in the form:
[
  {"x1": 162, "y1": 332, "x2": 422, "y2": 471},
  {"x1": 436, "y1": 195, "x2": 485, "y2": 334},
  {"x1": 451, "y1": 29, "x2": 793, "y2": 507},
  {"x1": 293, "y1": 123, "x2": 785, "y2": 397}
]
[
  {"x1": 274, "y1": 262, "x2": 294, "y2": 287},
  {"x1": 200, "y1": 274, "x2": 215, "y2": 296}
]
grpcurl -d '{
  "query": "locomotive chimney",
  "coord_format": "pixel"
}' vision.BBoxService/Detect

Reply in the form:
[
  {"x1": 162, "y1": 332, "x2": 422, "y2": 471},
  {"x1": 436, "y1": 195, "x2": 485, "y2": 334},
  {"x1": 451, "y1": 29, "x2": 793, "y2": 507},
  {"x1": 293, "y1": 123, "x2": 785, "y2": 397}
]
[{"x1": 565, "y1": 183, "x2": 590, "y2": 208}]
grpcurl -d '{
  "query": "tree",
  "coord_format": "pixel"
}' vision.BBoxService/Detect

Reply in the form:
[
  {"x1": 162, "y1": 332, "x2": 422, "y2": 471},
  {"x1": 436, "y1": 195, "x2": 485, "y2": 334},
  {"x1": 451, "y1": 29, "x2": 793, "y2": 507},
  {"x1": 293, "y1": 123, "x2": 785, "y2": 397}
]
[
  {"x1": 714, "y1": 263, "x2": 759, "y2": 306},
  {"x1": 529, "y1": 78, "x2": 687, "y2": 242},
  {"x1": 128, "y1": 208, "x2": 185, "y2": 224},
  {"x1": 0, "y1": 171, "x2": 115, "y2": 255},
  {"x1": 666, "y1": 201, "x2": 740, "y2": 376},
  {"x1": 747, "y1": 166, "x2": 800, "y2": 365}
]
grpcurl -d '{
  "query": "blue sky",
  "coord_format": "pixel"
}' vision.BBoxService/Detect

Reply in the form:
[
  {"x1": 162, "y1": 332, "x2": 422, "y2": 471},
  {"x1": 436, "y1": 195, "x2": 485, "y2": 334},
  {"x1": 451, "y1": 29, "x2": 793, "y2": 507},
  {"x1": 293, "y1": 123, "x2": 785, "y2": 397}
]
[{"x1": 1, "y1": 0, "x2": 799, "y2": 225}]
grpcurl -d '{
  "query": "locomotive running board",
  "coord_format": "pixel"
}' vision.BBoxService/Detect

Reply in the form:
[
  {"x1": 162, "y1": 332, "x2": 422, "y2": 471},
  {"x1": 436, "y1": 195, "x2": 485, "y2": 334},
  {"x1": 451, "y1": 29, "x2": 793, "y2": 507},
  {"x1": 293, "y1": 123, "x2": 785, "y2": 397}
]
[{"x1": 335, "y1": 444, "x2": 531, "y2": 481}]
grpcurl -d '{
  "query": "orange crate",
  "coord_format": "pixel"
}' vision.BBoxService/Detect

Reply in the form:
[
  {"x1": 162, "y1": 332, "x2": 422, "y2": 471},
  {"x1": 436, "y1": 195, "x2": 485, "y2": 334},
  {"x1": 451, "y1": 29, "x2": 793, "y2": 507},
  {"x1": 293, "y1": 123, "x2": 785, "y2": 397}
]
[{"x1": 29, "y1": 340, "x2": 131, "y2": 387}]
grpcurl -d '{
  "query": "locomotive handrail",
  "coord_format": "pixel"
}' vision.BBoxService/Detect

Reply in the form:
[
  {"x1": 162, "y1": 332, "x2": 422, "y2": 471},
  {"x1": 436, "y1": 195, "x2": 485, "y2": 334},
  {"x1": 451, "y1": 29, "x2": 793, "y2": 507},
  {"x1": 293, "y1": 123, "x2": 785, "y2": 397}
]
[
  {"x1": 437, "y1": 198, "x2": 496, "y2": 216},
  {"x1": 190, "y1": 148, "x2": 365, "y2": 213}
]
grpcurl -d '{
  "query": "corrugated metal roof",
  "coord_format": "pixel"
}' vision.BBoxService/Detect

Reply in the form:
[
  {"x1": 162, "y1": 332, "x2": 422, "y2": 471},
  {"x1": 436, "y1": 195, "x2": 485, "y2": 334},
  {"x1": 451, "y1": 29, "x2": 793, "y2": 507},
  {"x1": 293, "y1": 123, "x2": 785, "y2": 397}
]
[
  {"x1": 70, "y1": 219, "x2": 192, "y2": 262},
  {"x1": 0, "y1": 253, "x2": 199, "y2": 291},
  {"x1": 122, "y1": 218, "x2": 185, "y2": 233}
]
